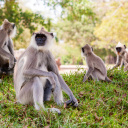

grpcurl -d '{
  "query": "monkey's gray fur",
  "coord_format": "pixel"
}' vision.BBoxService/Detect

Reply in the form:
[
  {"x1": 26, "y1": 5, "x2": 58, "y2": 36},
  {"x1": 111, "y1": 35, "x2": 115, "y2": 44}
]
[
  {"x1": 112, "y1": 42, "x2": 128, "y2": 69},
  {"x1": 0, "y1": 19, "x2": 16, "y2": 76},
  {"x1": 81, "y1": 44, "x2": 111, "y2": 82},
  {"x1": 14, "y1": 27, "x2": 78, "y2": 114}
]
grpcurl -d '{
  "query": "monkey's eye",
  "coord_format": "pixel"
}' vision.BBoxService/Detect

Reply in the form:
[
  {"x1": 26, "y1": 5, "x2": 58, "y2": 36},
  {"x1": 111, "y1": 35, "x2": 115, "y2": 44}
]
[{"x1": 82, "y1": 47, "x2": 84, "y2": 53}]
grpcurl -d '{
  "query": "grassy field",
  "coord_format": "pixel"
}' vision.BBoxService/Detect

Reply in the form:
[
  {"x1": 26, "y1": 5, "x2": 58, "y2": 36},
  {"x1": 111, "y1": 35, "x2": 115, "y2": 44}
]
[{"x1": 0, "y1": 69, "x2": 128, "y2": 128}]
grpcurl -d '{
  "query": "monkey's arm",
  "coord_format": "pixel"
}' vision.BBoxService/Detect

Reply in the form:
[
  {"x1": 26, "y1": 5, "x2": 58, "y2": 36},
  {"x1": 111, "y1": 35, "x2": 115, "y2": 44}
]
[
  {"x1": 8, "y1": 38, "x2": 16, "y2": 62},
  {"x1": 0, "y1": 48, "x2": 14, "y2": 68},
  {"x1": 47, "y1": 52, "x2": 78, "y2": 106},
  {"x1": 23, "y1": 53, "x2": 55, "y2": 85},
  {"x1": 57, "y1": 74, "x2": 78, "y2": 106},
  {"x1": 83, "y1": 67, "x2": 94, "y2": 82},
  {"x1": 0, "y1": 30, "x2": 14, "y2": 68},
  {"x1": 112, "y1": 56, "x2": 122, "y2": 69}
]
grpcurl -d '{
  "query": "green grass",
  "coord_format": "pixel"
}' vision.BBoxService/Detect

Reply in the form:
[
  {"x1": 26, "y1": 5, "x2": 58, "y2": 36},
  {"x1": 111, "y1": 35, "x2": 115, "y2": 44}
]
[{"x1": 0, "y1": 69, "x2": 128, "y2": 128}]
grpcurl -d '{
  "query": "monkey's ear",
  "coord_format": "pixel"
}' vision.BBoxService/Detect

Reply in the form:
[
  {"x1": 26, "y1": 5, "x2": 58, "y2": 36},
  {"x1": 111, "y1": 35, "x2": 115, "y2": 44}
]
[
  {"x1": 124, "y1": 45, "x2": 126, "y2": 49},
  {"x1": 91, "y1": 47, "x2": 93, "y2": 51}
]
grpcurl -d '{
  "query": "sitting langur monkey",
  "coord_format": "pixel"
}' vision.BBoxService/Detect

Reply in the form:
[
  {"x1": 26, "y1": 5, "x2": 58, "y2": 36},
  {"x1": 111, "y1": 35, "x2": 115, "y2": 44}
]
[
  {"x1": 81, "y1": 44, "x2": 111, "y2": 82},
  {"x1": 14, "y1": 27, "x2": 78, "y2": 114},
  {"x1": 112, "y1": 42, "x2": 128, "y2": 69},
  {"x1": 0, "y1": 19, "x2": 16, "y2": 76}
]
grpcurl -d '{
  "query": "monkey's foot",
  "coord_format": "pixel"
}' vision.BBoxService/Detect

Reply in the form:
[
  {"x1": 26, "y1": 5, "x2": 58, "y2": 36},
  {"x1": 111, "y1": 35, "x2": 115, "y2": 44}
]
[
  {"x1": 66, "y1": 99, "x2": 78, "y2": 107},
  {"x1": 83, "y1": 76, "x2": 87, "y2": 82},
  {"x1": 49, "y1": 108, "x2": 61, "y2": 115}
]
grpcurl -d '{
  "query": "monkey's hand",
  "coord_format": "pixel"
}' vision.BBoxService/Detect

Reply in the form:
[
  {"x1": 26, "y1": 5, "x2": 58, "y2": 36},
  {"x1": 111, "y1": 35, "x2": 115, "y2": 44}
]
[
  {"x1": 83, "y1": 75, "x2": 87, "y2": 82},
  {"x1": 66, "y1": 97, "x2": 78, "y2": 107},
  {"x1": 49, "y1": 72, "x2": 56, "y2": 88}
]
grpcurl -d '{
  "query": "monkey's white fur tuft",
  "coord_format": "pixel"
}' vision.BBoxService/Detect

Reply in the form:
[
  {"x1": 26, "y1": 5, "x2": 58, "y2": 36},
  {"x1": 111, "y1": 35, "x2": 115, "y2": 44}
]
[
  {"x1": 10, "y1": 26, "x2": 17, "y2": 38},
  {"x1": 29, "y1": 33, "x2": 54, "y2": 51}
]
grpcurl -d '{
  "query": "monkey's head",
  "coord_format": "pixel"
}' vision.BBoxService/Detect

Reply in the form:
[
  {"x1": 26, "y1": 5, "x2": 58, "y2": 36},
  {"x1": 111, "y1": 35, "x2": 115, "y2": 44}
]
[
  {"x1": 116, "y1": 42, "x2": 126, "y2": 56},
  {"x1": 30, "y1": 27, "x2": 54, "y2": 50},
  {"x1": 1, "y1": 19, "x2": 16, "y2": 38},
  {"x1": 81, "y1": 44, "x2": 93, "y2": 56}
]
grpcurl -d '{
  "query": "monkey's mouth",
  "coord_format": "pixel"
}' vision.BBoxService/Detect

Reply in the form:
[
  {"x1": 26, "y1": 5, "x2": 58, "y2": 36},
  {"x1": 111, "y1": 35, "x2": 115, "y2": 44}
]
[
  {"x1": 35, "y1": 34, "x2": 47, "y2": 46},
  {"x1": 117, "y1": 52, "x2": 120, "y2": 55}
]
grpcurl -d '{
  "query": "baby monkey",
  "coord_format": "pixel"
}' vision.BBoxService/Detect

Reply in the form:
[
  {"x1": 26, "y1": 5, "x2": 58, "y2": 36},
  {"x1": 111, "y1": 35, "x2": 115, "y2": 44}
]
[{"x1": 81, "y1": 44, "x2": 111, "y2": 82}]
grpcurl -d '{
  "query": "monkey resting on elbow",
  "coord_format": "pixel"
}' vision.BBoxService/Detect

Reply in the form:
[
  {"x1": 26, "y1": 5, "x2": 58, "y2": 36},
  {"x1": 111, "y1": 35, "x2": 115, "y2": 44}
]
[
  {"x1": 112, "y1": 42, "x2": 128, "y2": 69},
  {"x1": 0, "y1": 19, "x2": 16, "y2": 76},
  {"x1": 14, "y1": 27, "x2": 78, "y2": 114},
  {"x1": 81, "y1": 44, "x2": 111, "y2": 82}
]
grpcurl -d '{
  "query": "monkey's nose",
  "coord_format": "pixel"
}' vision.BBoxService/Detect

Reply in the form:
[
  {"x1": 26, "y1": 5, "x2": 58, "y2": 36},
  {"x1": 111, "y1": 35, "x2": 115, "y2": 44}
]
[
  {"x1": 82, "y1": 47, "x2": 84, "y2": 53},
  {"x1": 50, "y1": 33, "x2": 54, "y2": 37},
  {"x1": 13, "y1": 24, "x2": 15, "y2": 28}
]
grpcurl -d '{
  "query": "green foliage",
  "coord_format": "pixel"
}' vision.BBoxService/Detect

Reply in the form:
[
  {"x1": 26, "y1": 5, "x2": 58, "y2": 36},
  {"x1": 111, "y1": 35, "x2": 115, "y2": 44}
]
[
  {"x1": 52, "y1": 44, "x2": 83, "y2": 65},
  {"x1": 0, "y1": 69, "x2": 128, "y2": 127},
  {"x1": 94, "y1": 0, "x2": 128, "y2": 48},
  {"x1": 0, "y1": 0, "x2": 51, "y2": 49},
  {"x1": 52, "y1": 0, "x2": 98, "y2": 47}
]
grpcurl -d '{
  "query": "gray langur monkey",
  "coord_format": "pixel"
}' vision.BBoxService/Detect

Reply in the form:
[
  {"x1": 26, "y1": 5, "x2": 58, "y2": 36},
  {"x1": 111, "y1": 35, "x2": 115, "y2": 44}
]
[
  {"x1": 123, "y1": 59, "x2": 128, "y2": 72},
  {"x1": 0, "y1": 19, "x2": 16, "y2": 76},
  {"x1": 112, "y1": 42, "x2": 128, "y2": 69},
  {"x1": 14, "y1": 27, "x2": 78, "y2": 114},
  {"x1": 81, "y1": 44, "x2": 111, "y2": 82}
]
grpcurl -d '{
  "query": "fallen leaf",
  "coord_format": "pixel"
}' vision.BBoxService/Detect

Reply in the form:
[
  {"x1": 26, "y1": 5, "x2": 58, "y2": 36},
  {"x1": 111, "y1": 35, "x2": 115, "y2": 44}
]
[
  {"x1": 64, "y1": 103, "x2": 67, "y2": 108},
  {"x1": 78, "y1": 91, "x2": 85, "y2": 97},
  {"x1": 90, "y1": 97, "x2": 94, "y2": 100},
  {"x1": 122, "y1": 93, "x2": 127, "y2": 98},
  {"x1": 94, "y1": 113, "x2": 103, "y2": 121},
  {"x1": 109, "y1": 112, "x2": 113, "y2": 116},
  {"x1": 44, "y1": 126, "x2": 50, "y2": 128},
  {"x1": 113, "y1": 89, "x2": 118, "y2": 93}
]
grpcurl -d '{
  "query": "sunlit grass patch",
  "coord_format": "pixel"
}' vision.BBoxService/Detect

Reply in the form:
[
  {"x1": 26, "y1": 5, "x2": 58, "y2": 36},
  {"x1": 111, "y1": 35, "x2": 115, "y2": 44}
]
[{"x1": 0, "y1": 69, "x2": 128, "y2": 127}]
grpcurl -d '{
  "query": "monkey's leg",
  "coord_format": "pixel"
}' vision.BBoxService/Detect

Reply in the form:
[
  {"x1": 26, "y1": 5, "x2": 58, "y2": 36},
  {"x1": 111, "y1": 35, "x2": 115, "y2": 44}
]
[
  {"x1": 19, "y1": 77, "x2": 61, "y2": 113},
  {"x1": 105, "y1": 77, "x2": 112, "y2": 82},
  {"x1": 52, "y1": 73, "x2": 63, "y2": 105},
  {"x1": 44, "y1": 79, "x2": 52, "y2": 101},
  {"x1": 91, "y1": 70, "x2": 99, "y2": 81},
  {"x1": 18, "y1": 77, "x2": 44, "y2": 110},
  {"x1": 112, "y1": 56, "x2": 122, "y2": 69},
  {"x1": 18, "y1": 80, "x2": 35, "y2": 105},
  {"x1": 33, "y1": 77, "x2": 45, "y2": 110},
  {"x1": 120, "y1": 60, "x2": 124, "y2": 69},
  {"x1": 83, "y1": 67, "x2": 94, "y2": 82}
]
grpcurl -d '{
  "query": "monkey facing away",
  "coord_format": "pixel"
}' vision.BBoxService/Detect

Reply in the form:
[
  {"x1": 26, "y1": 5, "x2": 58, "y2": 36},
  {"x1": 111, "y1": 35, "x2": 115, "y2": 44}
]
[
  {"x1": 0, "y1": 19, "x2": 16, "y2": 75},
  {"x1": 81, "y1": 44, "x2": 111, "y2": 82},
  {"x1": 14, "y1": 27, "x2": 78, "y2": 114},
  {"x1": 112, "y1": 42, "x2": 128, "y2": 69}
]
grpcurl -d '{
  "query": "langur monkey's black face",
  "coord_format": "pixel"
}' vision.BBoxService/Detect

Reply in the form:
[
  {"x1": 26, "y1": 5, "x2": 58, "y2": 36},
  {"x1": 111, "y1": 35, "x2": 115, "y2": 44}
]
[
  {"x1": 115, "y1": 42, "x2": 126, "y2": 55},
  {"x1": 35, "y1": 34, "x2": 47, "y2": 46},
  {"x1": 31, "y1": 27, "x2": 54, "y2": 49},
  {"x1": 116, "y1": 47, "x2": 122, "y2": 54}
]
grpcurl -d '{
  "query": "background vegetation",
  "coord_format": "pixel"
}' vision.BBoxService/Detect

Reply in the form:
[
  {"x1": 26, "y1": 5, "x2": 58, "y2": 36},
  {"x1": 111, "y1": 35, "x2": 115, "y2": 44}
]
[{"x1": 0, "y1": 0, "x2": 128, "y2": 64}]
